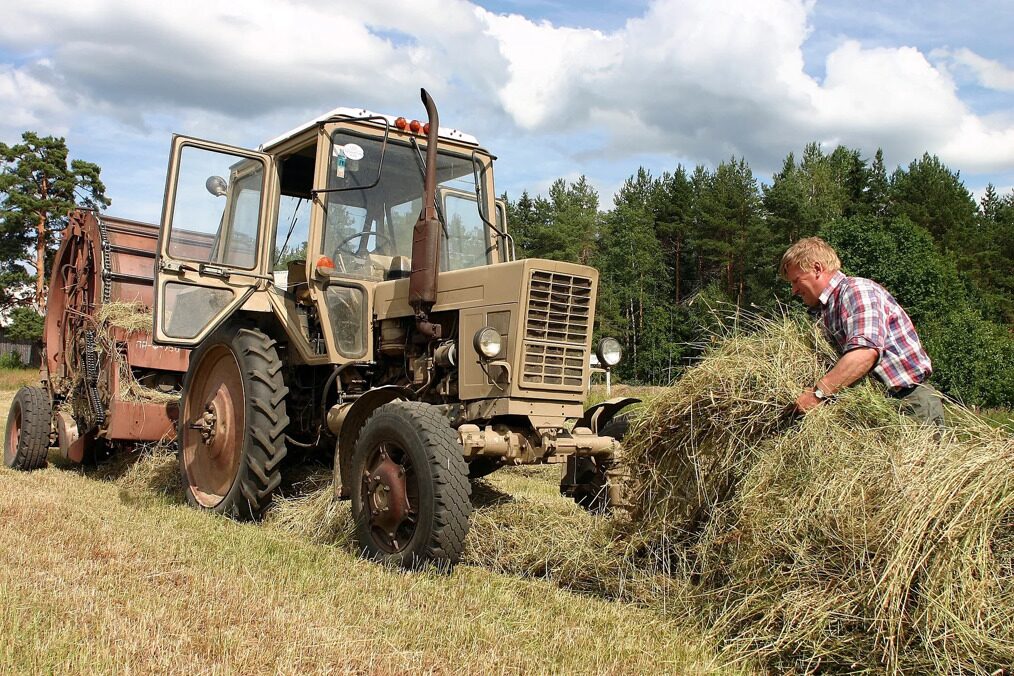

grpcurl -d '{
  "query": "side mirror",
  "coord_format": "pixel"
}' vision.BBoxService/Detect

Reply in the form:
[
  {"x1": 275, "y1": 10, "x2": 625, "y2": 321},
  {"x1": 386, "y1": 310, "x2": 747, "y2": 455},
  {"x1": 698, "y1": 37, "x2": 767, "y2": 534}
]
[{"x1": 205, "y1": 175, "x2": 227, "y2": 197}]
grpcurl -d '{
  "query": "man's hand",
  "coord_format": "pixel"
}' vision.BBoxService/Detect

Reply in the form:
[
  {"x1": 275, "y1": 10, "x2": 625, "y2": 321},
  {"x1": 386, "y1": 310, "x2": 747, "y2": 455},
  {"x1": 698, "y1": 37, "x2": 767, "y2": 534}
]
[{"x1": 794, "y1": 387, "x2": 823, "y2": 413}]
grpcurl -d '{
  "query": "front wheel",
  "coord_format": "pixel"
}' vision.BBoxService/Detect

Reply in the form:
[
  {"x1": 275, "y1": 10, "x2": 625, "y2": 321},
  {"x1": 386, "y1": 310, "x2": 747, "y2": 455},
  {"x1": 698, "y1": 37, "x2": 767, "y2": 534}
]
[
  {"x1": 4, "y1": 386, "x2": 51, "y2": 470},
  {"x1": 178, "y1": 326, "x2": 289, "y2": 519},
  {"x1": 350, "y1": 401, "x2": 471, "y2": 568}
]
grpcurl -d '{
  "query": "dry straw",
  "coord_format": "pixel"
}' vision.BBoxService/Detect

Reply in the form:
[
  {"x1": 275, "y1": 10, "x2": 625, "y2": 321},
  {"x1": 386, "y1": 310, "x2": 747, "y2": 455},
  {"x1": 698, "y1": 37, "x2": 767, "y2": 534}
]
[
  {"x1": 622, "y1": 310, "x2": 1014, "y2": 673},
  {"x1": 95, "y1": 301, "x2": 177, "y2": 405},
  {"x1": 87, "y1": 304, "x2": 1012, "y2": 673}
]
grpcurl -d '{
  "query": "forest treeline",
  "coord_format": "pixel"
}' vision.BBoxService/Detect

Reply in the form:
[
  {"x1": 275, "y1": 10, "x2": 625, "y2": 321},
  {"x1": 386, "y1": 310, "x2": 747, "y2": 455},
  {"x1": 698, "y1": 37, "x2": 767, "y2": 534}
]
[{"x1": 503, "y1": 144, "x2": 1014, "y2": 407}]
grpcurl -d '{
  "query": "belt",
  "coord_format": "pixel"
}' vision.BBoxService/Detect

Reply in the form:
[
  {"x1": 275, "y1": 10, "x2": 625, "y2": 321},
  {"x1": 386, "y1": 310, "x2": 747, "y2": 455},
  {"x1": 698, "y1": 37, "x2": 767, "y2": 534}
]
[{"x1": 887, "y1": 376, "x2": 930, "y2": 399}]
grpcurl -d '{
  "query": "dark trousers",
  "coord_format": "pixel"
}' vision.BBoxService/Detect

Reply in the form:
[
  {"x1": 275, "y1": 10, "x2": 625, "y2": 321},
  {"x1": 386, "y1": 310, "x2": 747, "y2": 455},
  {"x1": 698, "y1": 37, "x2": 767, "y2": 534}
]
[{"x1": 890, "y1": 383, "x2": 945, "y2": 427}]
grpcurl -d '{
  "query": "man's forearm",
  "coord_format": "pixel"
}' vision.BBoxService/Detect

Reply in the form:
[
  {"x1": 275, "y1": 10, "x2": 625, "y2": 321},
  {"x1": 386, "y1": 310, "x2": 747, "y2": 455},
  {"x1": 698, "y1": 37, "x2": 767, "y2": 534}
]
[{"x1": 818, "y1": 347, "x2": 878, "y2": 394}]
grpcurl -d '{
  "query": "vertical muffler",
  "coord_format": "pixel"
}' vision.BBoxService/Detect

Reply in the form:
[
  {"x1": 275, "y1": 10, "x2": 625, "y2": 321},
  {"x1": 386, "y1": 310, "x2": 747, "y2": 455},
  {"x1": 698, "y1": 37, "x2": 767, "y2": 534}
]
[{"x1": 409, "y1": 88, "x2": 442, "y2": 340}]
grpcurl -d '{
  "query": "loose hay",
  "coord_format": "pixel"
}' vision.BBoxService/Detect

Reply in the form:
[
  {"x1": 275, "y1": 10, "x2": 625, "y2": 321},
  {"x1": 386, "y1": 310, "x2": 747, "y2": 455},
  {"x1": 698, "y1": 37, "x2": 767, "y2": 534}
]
[
  {"x1": 268, "y1": 477, "x2": 354, "y2": 546},
  {"x1": 96, "y1": 301, "x2": 178, "y2": 405},
  {"x1": 623, "y1": 312, "x2": 1014, "y2": 673},
  {"x1": 68, "y1": 306, "x2": 1011, "y2": 674},
  {"x1": 96, "y1": 300, "x2": 155, "y2": 334}
]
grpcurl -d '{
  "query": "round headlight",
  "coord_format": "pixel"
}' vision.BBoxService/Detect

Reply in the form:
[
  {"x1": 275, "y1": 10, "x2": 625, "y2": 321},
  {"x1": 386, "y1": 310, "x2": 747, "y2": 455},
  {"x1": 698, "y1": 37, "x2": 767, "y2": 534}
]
[
  {"x1": 473, "y1": 326, "x2": 502, "y2": 359},
  {"x1": 596, "y1": 337, "x2": 622, "y2": 367}
]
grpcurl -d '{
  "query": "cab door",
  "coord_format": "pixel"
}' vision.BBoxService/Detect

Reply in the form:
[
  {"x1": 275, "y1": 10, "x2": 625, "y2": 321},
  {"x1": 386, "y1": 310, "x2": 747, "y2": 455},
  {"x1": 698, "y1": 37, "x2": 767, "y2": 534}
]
[{"x1": 153, "y1": 136, "x2": 278, "y2": 346}]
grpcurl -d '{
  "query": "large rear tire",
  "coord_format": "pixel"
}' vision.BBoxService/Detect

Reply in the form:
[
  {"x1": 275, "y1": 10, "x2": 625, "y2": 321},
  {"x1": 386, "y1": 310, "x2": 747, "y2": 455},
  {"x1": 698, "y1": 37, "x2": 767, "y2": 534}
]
[
  {"x1": 350, "y1": 401, "x2": 471, "y2": 568},
  {"x1": 178, "y1": 326, "x2": 289, "y2": 519},
  {"x1": 4, "y1": 386, "x2": 51, "y2": 470}
]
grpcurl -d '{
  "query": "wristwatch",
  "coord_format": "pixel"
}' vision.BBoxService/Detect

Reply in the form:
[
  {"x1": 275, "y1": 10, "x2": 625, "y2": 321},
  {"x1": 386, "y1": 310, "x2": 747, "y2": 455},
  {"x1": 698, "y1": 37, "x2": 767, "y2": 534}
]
[{"x1": 813, "y1": 387, "x2": 828, "y2": 401}]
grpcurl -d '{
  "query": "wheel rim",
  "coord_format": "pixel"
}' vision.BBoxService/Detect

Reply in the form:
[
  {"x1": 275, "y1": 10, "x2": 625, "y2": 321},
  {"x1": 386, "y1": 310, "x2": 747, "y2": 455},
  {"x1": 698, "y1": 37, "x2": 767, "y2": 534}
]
[
  {"x1": 181, "y1": 344, "x2": 245, "y2": 507},
  {"x1": 360, "y1": 441, "x2": 418, "y2": 554},
  {"x1": 4, "y1": 402, "x2": 21, "y2": 466}
]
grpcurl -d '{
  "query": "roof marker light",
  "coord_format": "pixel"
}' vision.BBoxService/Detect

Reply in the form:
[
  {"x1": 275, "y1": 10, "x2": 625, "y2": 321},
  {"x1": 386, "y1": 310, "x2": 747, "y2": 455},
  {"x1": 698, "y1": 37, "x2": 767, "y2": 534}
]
[
  {"x1": 409, "y1": 119, "x2": 422, "y2": 133},
  {"x1": 395, "y1": 117, "x2": 408, "y2": 130}
]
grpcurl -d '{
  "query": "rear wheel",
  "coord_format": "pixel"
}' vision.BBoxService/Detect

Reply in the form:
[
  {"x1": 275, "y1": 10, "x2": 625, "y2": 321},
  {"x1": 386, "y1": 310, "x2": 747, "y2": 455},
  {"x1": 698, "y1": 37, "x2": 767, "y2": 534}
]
[
  {"x1": 350, "y1": 401, "x2": 471, "y2": 568},
  {"x1": 4, "y1": 386, "x2": 51, "y2": 470},
  {"x1": 178, "y1": 326, "x2": 288, "y2": 519}
]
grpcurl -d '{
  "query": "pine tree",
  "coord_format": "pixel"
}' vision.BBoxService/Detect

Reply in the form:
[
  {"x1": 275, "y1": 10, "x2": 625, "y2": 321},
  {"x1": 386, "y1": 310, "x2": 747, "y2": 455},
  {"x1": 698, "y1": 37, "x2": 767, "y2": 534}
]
[
  {"x1": 0, "y1": 132, "x2": 110, "y2": 309},
  {"x1": 864, "y1": 148, "x2": 890, "y2": 218},
  {"x1": 888, "y1": 152, "x2": 977, "y2": 246},
  {"x1": 651, "y1": 166, "x2": 694, "y2": 304},
  {"x1": 548, "y1": 176, "x2": 601, "y2": 264},
  {"x1": 694, "y1": 157, "x2": 767, "y2": 304}
]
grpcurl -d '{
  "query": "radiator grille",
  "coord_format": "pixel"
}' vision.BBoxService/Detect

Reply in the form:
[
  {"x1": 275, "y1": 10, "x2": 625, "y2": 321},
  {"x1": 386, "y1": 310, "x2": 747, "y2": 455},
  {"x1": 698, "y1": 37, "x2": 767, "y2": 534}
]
[{"x1": 522, "y1": 270, "x2": 592, "y2": 389}]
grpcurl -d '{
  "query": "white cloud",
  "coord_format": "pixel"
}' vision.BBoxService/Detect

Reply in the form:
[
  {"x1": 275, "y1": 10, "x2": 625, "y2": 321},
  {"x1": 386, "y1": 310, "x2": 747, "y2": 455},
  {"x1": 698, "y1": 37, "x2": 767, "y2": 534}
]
[
  {"x1": 0, "y1": 64, "x2": 72, "y2": 139},
  {"x1": 477, "y1": 0, "x2": 1014, "y2": 176},
  {"x1": 2, "y1": 0, "x2": 1012, "y2": 215},
  {"x1": 936, "y1": 47, "x2": 1014, "y2": 92}
]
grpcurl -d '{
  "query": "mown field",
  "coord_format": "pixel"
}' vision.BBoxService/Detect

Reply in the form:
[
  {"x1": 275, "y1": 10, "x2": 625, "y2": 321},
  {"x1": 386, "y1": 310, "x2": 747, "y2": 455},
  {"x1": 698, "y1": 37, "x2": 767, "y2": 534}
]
[{"x1": 0, "y1": 381, "x2": 729, "y2": 675}]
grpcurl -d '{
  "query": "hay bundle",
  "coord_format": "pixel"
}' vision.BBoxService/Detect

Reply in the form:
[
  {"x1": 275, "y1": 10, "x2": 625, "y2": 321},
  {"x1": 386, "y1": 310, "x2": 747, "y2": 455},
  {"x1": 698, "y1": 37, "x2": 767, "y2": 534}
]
[
  {"x1": 96, "y1": 300, "x2": 154, "y2": 334},
  {"x1": 624, "y1": 314, "x2": 1014, "y2": 672},
  {"x1": 95, "y1": 301, "x2": 177, "y2": 405}
]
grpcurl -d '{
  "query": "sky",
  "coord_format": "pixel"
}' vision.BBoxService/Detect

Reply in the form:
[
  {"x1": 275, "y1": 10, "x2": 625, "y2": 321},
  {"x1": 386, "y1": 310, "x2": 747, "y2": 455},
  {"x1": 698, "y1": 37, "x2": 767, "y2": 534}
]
[{"x1": 2, "y1": 0, "x2": 1013, "y2": 223}]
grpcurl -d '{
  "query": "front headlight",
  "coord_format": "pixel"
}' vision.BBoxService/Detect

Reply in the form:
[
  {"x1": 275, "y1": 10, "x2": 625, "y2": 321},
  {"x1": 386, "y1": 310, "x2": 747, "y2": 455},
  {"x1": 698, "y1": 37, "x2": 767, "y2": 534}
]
[
  {"x1": 596, "y1": 337, "x2": 622, "y2": 367},
  {"x1": 473, "y1": 326, "x2": 502, "y2": 359}
]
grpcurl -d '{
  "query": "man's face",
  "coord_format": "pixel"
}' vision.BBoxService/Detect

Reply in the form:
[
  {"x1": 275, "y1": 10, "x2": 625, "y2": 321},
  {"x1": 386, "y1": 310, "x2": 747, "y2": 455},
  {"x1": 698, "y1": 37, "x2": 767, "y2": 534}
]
[{"x1": 786, "y1": 262, "x2": 828, "y2": 308}]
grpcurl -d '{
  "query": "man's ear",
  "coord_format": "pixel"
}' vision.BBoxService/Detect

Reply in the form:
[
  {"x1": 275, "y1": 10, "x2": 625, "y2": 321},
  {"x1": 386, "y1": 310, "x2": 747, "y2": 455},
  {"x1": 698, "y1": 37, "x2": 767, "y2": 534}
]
[{"x1": 812, "y1": 261, "x2": 825, "y2": 276}]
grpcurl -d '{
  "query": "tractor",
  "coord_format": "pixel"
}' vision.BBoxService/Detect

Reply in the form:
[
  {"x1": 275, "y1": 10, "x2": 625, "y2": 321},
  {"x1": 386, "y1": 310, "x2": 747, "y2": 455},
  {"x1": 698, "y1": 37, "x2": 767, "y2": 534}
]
[{"x1": 5, "y1": 90, "x2": 635, "y2": 567}]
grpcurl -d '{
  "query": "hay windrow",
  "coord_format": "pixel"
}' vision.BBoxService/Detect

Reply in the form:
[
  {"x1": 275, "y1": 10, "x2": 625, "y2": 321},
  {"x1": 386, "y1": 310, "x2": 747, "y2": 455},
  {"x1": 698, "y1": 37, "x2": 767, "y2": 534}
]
[
  {"x1": 622, "y1": 312, "x2": 1014, "y2": 673},
  {"x1": 59, "y1": 305, "x2": 1011, "y2": 673}
]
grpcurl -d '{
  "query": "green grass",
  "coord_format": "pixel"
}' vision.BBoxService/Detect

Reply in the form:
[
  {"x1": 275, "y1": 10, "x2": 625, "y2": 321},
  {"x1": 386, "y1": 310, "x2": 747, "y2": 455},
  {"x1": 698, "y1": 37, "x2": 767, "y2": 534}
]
[
  {"x1": 980, "y1": 408, "x2": 1014, "y2": 432},
  {"x1": 0, "y1": 387, "x2": 728, "y2": 675}
]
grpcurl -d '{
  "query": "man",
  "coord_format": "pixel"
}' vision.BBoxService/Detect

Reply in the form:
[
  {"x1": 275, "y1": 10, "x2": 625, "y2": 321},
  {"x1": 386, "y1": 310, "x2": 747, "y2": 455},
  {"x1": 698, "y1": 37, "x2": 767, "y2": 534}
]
[{"x1": 780, "y1": 237, "x2": 944, "y2": 426}]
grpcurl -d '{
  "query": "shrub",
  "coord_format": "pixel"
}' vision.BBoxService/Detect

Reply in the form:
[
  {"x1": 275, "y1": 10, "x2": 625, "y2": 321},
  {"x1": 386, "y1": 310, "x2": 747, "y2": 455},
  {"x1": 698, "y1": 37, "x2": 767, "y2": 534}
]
[{"x1": 922, "y1": 308, "x2": 1014, "y2": 408}]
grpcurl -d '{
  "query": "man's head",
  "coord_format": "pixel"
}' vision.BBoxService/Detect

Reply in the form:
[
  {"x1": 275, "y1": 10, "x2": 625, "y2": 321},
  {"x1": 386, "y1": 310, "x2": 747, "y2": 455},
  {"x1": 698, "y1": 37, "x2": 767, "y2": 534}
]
[{"x1": 780, "y1": 237, "x2": 841, "y2": 308}]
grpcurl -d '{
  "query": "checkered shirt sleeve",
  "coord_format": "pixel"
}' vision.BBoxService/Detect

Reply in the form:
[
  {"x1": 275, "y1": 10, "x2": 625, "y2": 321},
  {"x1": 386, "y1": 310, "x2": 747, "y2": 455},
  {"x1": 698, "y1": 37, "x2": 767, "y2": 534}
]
[{"x1": 822, "y1": 276, "x2": 932, "y2": 390}]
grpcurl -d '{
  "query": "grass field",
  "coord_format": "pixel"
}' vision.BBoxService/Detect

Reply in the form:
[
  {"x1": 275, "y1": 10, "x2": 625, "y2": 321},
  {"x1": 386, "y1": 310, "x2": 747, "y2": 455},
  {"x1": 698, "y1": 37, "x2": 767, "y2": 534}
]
[{"x1": 0, "y1": 385, "x2": 727, "y2": 675}]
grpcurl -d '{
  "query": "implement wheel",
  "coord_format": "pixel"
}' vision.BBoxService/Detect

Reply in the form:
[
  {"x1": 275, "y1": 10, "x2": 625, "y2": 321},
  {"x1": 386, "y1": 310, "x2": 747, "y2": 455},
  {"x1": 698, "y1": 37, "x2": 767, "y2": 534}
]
[
  {"x1": 466, "y1": 456, "x2": 503, "y2": 480},
  {"x1": 4, "y1": 386, "x2": 51, "y2": 470},
  {"x1": 565, "y1": 414, "x2": 631, "y2": 514},
  {"x1": 350, "y1": 401, "x2": 471, "y2": 568},
  {"x1": 178, "y1": 326, "x2": 289, "y2": 519}
]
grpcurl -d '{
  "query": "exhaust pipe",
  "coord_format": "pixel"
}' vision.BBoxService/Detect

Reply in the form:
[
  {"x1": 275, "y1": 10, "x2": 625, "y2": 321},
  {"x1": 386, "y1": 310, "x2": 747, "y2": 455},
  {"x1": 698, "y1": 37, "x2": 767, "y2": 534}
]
[{"x1": 409, "y1": 88, "x2": 442, "y2": 340}]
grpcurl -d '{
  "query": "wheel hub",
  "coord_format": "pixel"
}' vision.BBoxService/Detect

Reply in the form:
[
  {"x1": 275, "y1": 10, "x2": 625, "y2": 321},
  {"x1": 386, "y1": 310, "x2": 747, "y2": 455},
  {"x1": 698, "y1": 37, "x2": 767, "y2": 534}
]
[
  {"x1": 363, "y1": 447, "x2": 413, "y2": 547},
  {"x1": 189, "y1": 403, "x2": 219, "y2": 446}
]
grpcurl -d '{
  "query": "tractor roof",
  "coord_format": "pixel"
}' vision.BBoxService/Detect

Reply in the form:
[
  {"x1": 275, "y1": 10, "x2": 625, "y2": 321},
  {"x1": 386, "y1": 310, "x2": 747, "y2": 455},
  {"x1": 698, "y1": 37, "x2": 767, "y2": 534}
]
[{"x1": 260, "y1": 106, "x2": 479, "y2": 152}]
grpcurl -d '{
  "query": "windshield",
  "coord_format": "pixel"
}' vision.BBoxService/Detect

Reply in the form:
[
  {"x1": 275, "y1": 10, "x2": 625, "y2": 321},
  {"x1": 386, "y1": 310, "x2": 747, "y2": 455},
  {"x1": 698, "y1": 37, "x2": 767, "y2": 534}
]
[{"x1": 321, "y1": 130, "x2": 491, "y2": 280}]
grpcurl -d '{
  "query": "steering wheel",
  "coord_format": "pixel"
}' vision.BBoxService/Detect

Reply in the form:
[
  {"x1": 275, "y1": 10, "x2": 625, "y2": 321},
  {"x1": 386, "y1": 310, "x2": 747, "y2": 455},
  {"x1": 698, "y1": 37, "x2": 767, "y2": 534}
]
[
  {"x1": 333, "y1": 230, "x2": 393, "y2": 258},
  {"x1": 331, "y1": 230, "x2": 394, "y2": 275}
]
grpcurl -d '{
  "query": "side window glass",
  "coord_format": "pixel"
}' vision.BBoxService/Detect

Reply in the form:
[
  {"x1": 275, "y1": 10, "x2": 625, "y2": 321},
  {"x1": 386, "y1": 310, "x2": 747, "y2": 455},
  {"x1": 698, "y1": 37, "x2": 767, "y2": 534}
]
[
  {"x1": 167, "y1": 146, "x2": 265, "y2": 270},
  {"x1": 443, "y1": 192, "x2": 488, "y2": 270},
  {"x1": 275, "y1": 195, "x2": 310, "y2": 270}
]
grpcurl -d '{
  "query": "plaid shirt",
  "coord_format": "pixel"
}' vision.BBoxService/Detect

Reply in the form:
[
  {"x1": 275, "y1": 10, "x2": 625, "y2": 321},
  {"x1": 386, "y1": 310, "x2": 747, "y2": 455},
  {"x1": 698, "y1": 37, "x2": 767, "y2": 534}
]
[{"x1": 818, "y1": 271, "x2": 932, "y2": 390}]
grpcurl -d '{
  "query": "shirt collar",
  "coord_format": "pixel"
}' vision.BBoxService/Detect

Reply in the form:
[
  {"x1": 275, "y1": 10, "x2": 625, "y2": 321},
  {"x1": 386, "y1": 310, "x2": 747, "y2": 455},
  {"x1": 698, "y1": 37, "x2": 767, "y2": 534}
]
[{"x1": 818, "y1": 270, "x2": 846, "y2": 306}]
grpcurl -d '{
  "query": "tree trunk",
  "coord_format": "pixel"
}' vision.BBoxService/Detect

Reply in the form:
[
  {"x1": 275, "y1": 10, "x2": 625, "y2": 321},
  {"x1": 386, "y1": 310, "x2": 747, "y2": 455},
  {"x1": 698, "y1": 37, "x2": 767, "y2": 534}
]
[
  {"x1": 35, "y1": 175, "x2": 48, "y2": 309},
  {"x1": 674, "y1": 238, "x2": 682, "y2": 304}
]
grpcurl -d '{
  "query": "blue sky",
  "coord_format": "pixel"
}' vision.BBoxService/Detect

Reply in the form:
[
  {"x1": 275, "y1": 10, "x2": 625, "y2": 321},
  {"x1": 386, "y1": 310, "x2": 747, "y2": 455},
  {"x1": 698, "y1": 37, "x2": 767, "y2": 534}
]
[{"x1": 2, "y1": 0, "x2": 1012, "y2": 223}]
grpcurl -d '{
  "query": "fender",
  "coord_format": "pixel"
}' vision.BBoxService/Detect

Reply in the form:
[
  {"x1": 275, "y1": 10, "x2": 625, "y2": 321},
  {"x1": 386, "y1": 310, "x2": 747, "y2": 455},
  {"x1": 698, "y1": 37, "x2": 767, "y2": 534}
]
[
  {"x1": 329, "y1": 385, "x2": 415, "y2": 498},
  {"x1": 575, "y1": 396, "x2": 641, "y2": 435}
]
